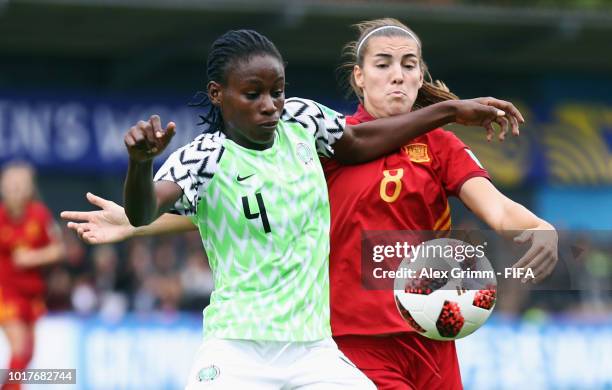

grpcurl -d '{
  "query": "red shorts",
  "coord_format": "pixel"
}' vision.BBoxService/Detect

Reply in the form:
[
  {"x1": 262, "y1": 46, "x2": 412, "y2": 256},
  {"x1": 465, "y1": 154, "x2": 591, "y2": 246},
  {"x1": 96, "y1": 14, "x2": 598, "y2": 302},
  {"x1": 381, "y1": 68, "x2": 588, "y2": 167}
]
[
  {"x1": 0, "y1": 286, "x2": 45, "y2": 325},
  {"x1": 335, "y1": 333, "x2": 462, "y2": 390}
]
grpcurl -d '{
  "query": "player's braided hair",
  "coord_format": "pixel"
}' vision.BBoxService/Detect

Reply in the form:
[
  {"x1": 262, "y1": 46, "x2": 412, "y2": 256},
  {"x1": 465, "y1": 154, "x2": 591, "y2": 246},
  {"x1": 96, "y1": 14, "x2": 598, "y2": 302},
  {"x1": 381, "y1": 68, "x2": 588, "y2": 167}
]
[
  {"x1": 340, "y1": 18, "x2": 458, "y2": 110},
  {"x1": 189, "y1": 29, "x2": 284, "y2": 133}
]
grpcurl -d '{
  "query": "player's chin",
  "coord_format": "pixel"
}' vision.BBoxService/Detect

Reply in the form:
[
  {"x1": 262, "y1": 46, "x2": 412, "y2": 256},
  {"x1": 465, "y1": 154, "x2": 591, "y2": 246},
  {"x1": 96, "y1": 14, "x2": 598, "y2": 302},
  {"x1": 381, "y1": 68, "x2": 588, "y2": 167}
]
[
  {"x1": 386, "y1": 102, "x2": 414, "y2": 117},
  {"x1": 250, "y1": 129, "x2": 276, "y2": 145},
  {"x1": 385, "y1": 96, "x2": 413, "y2": 111}
]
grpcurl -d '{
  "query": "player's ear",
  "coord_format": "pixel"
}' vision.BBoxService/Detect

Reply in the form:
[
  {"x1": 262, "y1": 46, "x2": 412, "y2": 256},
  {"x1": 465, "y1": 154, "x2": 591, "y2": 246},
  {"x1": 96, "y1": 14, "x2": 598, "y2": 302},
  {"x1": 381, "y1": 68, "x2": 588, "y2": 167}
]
[
  {"x1": 418, "y1": 69, "x2": 424, "y2": 89},
  {"x1": 208, "y1": 81, "x2": 222, "y2": 106},
  {"x1": 353, "y1": 65, "x2": 365, "y2": 89}
]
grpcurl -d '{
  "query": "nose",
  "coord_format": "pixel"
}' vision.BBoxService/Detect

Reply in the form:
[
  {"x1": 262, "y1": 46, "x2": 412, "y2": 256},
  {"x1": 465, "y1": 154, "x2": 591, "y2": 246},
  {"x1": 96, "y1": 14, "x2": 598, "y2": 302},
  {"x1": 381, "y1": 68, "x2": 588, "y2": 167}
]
[
  {"x1": 260, "y1": 94, "x2": 276, "y2": 116},
  {"x1": 390, "y1": 63, "x2": 403, "y2": 84}
]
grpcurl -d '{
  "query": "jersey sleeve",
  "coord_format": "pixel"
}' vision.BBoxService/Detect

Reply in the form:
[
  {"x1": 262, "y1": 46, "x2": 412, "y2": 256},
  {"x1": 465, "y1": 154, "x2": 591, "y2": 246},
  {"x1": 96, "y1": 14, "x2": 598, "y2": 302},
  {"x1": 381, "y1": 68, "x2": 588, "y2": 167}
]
[
  {"x1": 33, "y1": 202, "x2": 53, "y2": 226},
  {"x1": 431, "y1": 130, "x2": 490, "y2": 196},
  {"x1": 282, "y1": 97, "x2": 346, "y2": 157},
  {"x1": 34, "y1": 202, "x2": 53, "y2": 237},
  {"x1": 153, "y1": 133, "x2": 224, "y2": 216},
  {"x1": 30, "y1": 202, "x2": 55, "y2": 244}
]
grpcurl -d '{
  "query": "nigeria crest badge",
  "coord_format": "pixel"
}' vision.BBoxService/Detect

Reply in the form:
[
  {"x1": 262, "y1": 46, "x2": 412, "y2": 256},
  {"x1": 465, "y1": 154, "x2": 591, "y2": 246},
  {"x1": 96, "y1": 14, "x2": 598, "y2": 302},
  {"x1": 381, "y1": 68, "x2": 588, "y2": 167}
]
[{"x1": 197, "y1": 365, "x2": 220, "y2": 382}]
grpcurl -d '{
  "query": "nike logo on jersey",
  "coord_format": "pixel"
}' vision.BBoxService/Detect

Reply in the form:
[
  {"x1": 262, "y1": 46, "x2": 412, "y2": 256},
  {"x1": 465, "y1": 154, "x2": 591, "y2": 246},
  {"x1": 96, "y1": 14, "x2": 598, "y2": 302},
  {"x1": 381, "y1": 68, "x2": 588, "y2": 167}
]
[{"x1": 237, "y1": 173, "x2": 255, "y2": 182}]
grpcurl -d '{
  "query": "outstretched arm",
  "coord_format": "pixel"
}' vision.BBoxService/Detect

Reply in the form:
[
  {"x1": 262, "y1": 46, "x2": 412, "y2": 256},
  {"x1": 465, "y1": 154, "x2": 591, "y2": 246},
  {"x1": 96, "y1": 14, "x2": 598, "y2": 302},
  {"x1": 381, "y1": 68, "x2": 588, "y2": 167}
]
[
  {"x1": 459, "y1": 177, "x2": 558, "y2": 283},
  {"x1": 61, "y1": 193, "x2": 196, "y2": 245},
  {"x1": 334, "y1": 97, "x2": 524, "y2": 164},
  {"x1": 123, "y1": 115, "x2": 179, "y2": 226}
]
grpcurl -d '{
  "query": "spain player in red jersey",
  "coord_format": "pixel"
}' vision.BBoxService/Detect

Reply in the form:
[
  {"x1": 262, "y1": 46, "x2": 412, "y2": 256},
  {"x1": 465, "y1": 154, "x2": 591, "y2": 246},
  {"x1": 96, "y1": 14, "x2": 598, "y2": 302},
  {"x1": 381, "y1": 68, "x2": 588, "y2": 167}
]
[
  {"x1": 321, "y1": 18, "x2": 558, "y2": 389},
  {"x1": 0, "y1": 162, "x2": 65, "y2": 390}
]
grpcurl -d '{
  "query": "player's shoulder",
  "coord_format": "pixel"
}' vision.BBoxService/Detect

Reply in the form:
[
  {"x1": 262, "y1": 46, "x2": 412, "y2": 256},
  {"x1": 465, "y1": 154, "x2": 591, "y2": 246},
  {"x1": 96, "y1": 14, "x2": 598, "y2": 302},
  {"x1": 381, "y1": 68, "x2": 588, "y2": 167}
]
[
  {"x1": 282, "y1": 97, "x2": 317, "y2": 118},
  {"x1": 421, "y1": 127, "x2": 464, "y2": 146},
  {"x1": 155, "y1": 131, "x2": 226, "y2": 185},
  {"x1": 426, "y1": 127, "x2": 452, "y2": 139},
  {"x1": 282, "y1": 97, "x2": 343, "y2": 121},
  {"x1": 28, "y1": 200, "x2": 50, "y2": 212},
  {"x1": 181, "y1": 131, "x2": 225, "y2": 153},
  {"x1": 168, "y1": 131, "x2": 226, "y2": 166},
  {"x1": 403, "y1": 127, "x2": 446, "y2": 145},
  {"x1": 27, "y1": 201, "x2": 52, "y2": 220}
]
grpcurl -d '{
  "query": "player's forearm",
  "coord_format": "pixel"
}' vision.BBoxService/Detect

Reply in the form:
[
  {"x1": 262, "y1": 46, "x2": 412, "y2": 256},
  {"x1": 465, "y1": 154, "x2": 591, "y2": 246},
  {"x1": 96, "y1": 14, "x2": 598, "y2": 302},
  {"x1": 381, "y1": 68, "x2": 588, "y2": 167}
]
[
  {"x1": 498, "y1": 200, "x2": 555, "y2": 233},
  {"x1": 132, "y1": 213, "x2": 197, "y2": 237},
  {"x1": 21, "y1": 243, "x2": 65, "y2": 268},
  {"x1": 334, "y1": 100, "x2": 457, "y2": 164},
  {"x1": 124, "y1": 159, "x2": 158, "y2": 227},
  {"x1": 460, "y1": 177, "x2": 554, "y2": 237},
  {"x1": 479, "y1": 198, "x2": 553, "y2": 239}
]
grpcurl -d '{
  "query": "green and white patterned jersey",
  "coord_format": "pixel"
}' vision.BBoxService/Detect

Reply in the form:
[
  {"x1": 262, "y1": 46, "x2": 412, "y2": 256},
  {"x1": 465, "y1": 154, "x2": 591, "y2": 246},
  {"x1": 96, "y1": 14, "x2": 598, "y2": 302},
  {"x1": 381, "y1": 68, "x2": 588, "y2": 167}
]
[{"x1": 154, "y1": 98, "x2": 346, "y2": 341}]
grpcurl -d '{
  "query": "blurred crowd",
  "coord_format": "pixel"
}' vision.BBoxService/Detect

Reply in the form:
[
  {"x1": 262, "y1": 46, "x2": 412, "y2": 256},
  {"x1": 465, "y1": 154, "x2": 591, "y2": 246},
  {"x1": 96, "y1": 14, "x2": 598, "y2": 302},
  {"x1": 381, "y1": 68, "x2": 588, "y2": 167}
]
[
  {"x1": 43, "y1": 218, "x2": 611, "y2": 321},
  {"x1": 46, "y1": 227, "x2": 214, "y2": 320}
]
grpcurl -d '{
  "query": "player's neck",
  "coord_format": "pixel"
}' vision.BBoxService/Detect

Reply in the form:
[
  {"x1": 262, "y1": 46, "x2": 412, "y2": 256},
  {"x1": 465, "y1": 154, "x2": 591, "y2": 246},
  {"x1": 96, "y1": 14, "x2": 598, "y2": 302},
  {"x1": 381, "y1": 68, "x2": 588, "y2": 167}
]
[
  {"x1": 362, "y1": 101, "x2": 384, "y2": 119},
  {"x1": 5, "y1": 203, "x2": 27, "y2": 219}
]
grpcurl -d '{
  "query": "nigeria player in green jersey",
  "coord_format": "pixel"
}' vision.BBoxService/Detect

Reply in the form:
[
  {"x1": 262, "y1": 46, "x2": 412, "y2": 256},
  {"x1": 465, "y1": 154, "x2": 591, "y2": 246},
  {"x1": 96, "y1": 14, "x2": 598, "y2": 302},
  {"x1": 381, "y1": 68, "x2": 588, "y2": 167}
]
[{"x1": 69, "y1": 29, "x2": 522, "y2": 389}]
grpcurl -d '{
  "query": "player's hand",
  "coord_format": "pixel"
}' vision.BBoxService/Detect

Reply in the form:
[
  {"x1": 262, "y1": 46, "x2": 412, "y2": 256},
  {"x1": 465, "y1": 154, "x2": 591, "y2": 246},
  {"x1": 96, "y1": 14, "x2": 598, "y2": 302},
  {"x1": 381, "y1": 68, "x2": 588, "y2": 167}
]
[
  {"x1": 124, "y1": 115, "x2": 176, "y2": 162},
  {"x1": 452, "y1": 97, "x2": 525, "y2": 142},
  {"x1": 61, "y1": 193, "x2": 134, "y2": 244},
  {"x1": 512, "y1": 225, "x2": 558, "y2": 283},
  {"x1": 12, "y1": 248, "x2": 37, "y2": 268}
]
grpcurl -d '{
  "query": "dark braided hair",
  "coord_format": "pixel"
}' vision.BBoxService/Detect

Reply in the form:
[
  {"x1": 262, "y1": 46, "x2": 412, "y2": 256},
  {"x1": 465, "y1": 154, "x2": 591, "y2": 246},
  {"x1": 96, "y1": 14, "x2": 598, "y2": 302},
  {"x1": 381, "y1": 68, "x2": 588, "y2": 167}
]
[{"x1": 189, "y1": 29, "x2": 284, "y2": 134}]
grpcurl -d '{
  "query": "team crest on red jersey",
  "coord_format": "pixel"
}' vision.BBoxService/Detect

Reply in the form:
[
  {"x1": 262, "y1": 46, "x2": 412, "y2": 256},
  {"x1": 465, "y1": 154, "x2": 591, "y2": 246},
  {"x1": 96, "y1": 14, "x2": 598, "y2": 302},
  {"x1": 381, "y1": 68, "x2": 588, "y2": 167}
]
[{"x1": 403, "y1": 143, "x2": 430, "y2": 163}]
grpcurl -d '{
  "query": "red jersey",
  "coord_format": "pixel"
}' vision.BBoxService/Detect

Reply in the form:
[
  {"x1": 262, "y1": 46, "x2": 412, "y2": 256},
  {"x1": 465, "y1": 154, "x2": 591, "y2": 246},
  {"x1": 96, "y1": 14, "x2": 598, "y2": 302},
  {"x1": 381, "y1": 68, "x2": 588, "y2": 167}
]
[
  {"x1": 324, "y1": 105, "x2": 489, "y2": 336},
  {"x1": 0, "y1": 201, "x2": 53, "y2": 297}
]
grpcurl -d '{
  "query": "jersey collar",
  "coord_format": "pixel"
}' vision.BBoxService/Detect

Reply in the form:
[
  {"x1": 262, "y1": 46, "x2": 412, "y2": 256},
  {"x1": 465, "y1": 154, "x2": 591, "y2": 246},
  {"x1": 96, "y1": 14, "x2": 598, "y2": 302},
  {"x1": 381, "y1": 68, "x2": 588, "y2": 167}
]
[{"x1": 352, "y1": 104, "x2": 376, "y2": 123}]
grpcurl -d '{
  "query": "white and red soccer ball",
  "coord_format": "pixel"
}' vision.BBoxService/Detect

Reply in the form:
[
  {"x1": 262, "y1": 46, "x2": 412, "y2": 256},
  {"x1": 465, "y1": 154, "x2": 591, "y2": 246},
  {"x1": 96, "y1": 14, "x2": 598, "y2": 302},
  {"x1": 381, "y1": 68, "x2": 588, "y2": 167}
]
[{"x1": 393, "y1": 238, "x2": 497, "y2": 340}]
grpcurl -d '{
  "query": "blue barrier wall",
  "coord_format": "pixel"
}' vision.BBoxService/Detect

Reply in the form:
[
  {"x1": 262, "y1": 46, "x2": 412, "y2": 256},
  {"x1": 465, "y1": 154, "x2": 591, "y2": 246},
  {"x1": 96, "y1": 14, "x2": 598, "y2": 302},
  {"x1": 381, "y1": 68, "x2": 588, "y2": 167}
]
[{"x1": 2, "y1": 314, "x2": 610, "y2": 390}]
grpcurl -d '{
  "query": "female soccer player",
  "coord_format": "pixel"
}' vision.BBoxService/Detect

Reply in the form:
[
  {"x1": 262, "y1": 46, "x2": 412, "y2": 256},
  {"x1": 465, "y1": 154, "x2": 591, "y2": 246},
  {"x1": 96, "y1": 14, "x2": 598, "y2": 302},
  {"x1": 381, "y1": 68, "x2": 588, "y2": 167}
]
[
  {"x1": 0, "y1": 162, "x2": 65, "y2": 390},
  {"x1": 322, "y1": 18, "x2": 558, "y2": 389},
  {"x1": 63, "y1": 29, "x2": 523, "y2": 389}
]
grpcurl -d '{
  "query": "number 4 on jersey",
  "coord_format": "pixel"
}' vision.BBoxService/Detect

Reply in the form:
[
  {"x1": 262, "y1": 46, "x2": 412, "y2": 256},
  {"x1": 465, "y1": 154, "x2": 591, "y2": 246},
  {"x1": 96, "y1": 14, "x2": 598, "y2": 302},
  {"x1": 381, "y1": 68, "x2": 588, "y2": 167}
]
[{"x1": 241, "y1": 192, "x2": 271, "y2": 233}]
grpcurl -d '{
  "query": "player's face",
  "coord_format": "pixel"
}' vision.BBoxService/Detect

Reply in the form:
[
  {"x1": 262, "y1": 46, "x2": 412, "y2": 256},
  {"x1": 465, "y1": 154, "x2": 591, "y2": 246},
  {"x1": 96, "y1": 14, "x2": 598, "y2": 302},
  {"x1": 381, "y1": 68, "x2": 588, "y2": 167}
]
[
  {"x1": 354, "y1": 35, "x2": 423, "y2": 118},
  {"x1": 1, "y1": 166, "x2": 35, "y2": 211},
  {"x1": 212, "y1": 54, "x2": 285, "y2": 150}
]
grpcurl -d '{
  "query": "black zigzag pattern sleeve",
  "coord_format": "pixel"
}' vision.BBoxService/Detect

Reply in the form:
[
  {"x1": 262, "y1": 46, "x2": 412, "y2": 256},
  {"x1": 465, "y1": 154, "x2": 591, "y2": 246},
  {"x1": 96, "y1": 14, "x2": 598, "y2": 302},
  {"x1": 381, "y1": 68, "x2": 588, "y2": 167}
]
[
  {"x1": 282, "y1": 97, "x2": 346, "y2": 157},
  {"x1": 153, "y1": 133, "x2": 223, "y2": 216}
]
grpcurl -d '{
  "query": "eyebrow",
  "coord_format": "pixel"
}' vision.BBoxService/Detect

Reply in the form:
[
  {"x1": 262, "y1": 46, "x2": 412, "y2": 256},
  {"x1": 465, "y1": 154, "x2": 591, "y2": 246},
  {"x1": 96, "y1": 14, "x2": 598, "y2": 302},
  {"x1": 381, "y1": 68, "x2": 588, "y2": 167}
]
[
  {"x1": 373, "y1": 53, "x2": 418, "y2": 60},
  {"x1": 242, "y1": 76, "x2": 285, "y2": 84}
]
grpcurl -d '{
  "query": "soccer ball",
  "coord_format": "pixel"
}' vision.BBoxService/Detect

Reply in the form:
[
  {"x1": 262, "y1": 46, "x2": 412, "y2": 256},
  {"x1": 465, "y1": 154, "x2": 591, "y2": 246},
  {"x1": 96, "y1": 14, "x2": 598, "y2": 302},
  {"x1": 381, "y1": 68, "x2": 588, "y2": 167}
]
[{"x1": 393, "y1": 238, "x2": 497, "y2": 340}]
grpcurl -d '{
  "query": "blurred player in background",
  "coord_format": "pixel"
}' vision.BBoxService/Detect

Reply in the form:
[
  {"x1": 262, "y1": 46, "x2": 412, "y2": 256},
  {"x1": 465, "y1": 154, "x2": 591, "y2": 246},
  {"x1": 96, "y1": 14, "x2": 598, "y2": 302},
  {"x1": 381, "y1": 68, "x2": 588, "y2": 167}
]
[
  {"x1": 61, "y1": 28, "x2": 523, "y2": 389},
  {"x1": 0, "y1": 162, "x2": 65, "y2": 390},
  {"x1": 323, "y1": 18, "x2": 558, "y2": 389}
]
